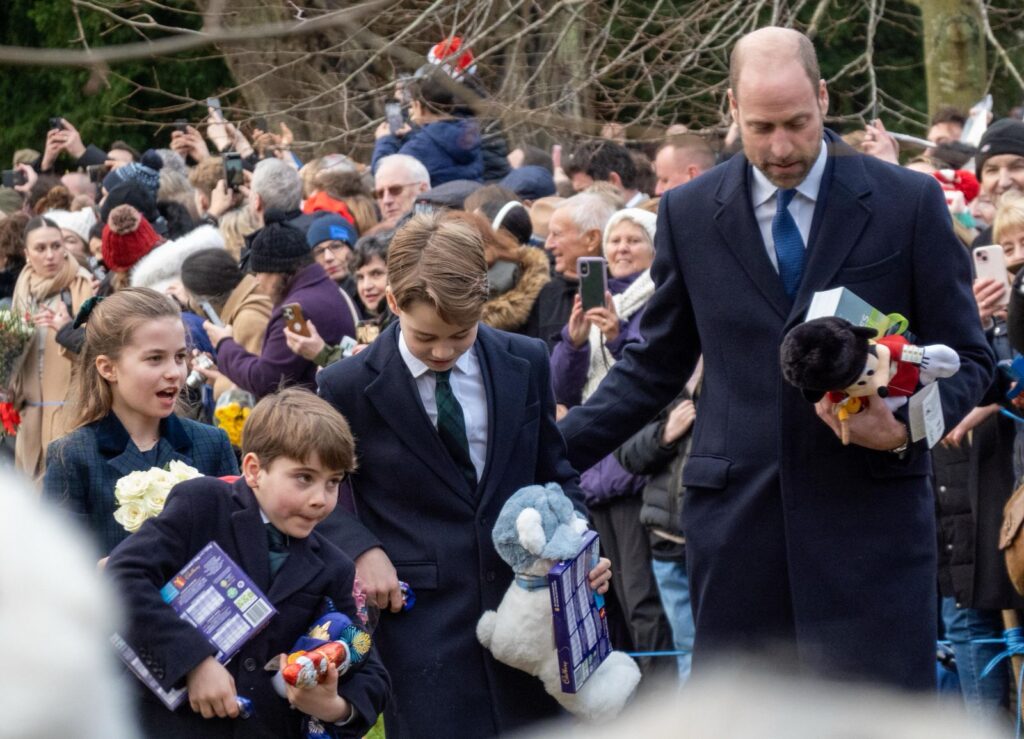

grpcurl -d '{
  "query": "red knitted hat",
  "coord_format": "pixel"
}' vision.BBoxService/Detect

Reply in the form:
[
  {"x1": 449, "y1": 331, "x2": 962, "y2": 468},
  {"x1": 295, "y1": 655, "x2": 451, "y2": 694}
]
[
  {"x1": 933, "y1": 169, "x2": 980, "y2": 204},
  {"x1": 102, "y1": 204, "x2": 162, "y2": 273}
]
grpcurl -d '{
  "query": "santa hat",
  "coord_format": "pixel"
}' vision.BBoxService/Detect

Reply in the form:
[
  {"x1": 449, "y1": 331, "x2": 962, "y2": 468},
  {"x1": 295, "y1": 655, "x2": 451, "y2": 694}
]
[
  {"x1": 427, "y1": 37, "x2": 477, "y2": 80},
  {"x1": 102, "y1": 205, "x2": 163, "y2": 273},
  {"x1": 932, "y1": 169, "x2": 980, "y2": 204}
]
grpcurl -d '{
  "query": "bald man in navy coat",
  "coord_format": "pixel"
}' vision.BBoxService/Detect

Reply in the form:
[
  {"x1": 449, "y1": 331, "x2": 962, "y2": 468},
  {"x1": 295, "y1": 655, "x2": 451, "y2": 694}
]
[{"x1": 559, "y1": 27, "x2": 994, "y2": 690}]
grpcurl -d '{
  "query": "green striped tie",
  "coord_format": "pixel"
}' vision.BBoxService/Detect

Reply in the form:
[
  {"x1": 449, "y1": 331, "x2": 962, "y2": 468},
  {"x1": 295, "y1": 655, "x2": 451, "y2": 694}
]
[{"x1": 434, "y1": 369, "x2": 477, "y2": 490}]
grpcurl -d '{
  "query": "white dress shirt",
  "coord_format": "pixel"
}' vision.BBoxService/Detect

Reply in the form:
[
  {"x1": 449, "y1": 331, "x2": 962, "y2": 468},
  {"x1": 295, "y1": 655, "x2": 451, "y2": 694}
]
[
  {"x1": 750, "y1": 139, "x2": 828, "y2": 271},
  {"x1": 398, "y1": 330, "x2": 489, "y2": 482}
]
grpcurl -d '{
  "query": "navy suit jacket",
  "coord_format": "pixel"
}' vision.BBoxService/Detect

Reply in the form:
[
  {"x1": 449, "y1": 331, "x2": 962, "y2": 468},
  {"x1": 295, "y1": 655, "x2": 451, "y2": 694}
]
[
  {"x1": 559, "y1": 132, "x2": 995, "y2": 689},
  {"x1": 316, "y1": 322, "x2": 583, "y2": 738},
  {"x1": 43, "y1": 413, "x2": 238, "y2": 556},
  {"x1": 105, "y1": 476, "x2": 390, "y2": 739}
]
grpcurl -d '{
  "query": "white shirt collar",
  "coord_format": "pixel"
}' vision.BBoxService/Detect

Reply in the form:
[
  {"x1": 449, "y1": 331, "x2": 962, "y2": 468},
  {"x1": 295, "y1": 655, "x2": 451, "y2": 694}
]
[
  {"x1": 750, "y1": 138, "x2": 829, "y2": 208},
  {"x1": 397, "y1": 328, "x2": 474, "y2": 379}
]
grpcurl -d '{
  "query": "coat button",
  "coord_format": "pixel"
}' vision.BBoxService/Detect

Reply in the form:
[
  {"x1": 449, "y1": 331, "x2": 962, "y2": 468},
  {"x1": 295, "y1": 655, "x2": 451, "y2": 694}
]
[
  {"x1": 243, "y1": 658, "x2": 257, "y2": 672},
  {"x1": 946, "y1": 544, "x2": 954, "y2": 551},
  {"x1": 485, "y1": 571, "x2": 496, "y2": 582},
  {"x1": 939, "y1": 485, "x2": 947, "y2": 492}
]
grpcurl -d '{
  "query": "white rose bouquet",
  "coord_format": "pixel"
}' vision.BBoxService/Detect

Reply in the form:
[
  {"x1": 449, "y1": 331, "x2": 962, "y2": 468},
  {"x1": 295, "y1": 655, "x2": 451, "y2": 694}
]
[{"x1": 113, "y1": 461, "x2": 202, "y2": 533}]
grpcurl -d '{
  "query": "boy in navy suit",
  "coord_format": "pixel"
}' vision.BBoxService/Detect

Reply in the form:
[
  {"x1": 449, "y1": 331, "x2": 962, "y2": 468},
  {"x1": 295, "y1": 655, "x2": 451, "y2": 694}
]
[
  {"x1": 316, "y1": 212, "x2": 611, "y2": 738},
  {"x1": 106, "y1": 388, "x2": 390, "y2": 739}
]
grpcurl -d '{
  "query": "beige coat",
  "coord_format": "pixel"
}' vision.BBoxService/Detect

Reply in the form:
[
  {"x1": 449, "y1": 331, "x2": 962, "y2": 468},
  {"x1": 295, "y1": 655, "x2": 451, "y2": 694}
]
[
  {"x1": 213, "y1": 275, "x2": 272, "y2": 400},
  {"x1": 11, "y1": 258, "x2": 93, "y2": 479}
]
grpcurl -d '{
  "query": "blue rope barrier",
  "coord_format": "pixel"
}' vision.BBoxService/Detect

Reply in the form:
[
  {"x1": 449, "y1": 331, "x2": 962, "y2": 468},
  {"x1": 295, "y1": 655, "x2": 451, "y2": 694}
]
[
  {"x1": 1000, "y1": 408, "x2": 1024, "y2": 424},
  {"x1": 625, "y1": 650, "x2": 691, "y2": 657}
]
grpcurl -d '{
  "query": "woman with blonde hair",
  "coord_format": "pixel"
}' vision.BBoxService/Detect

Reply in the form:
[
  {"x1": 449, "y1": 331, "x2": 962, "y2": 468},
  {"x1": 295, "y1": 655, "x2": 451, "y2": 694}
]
[
  {"x1": 11, "y1": 216, "x2": 94, "y2": 478},
  {"x1": 217, "y1": 206, "x2": 260, "y2": 260}
]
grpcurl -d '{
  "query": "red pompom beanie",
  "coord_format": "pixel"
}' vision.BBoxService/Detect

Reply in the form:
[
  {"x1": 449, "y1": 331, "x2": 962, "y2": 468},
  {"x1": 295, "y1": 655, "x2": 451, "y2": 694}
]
[{"x1": 102, "y1": 204, "x2": 163, "y2": 273}]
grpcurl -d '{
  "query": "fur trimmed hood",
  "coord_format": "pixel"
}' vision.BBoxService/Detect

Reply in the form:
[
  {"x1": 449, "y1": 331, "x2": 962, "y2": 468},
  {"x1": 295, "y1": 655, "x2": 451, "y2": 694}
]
[
  {"x1": 482, "y1": 246, "x2": 551, "y2": 333},
  {"x1": 130, "y1": 224, "x2": 225, "y2": 293}
]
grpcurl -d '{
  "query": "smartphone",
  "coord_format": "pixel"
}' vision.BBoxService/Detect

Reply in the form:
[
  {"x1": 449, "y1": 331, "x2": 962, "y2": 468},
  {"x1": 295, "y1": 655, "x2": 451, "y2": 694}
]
[
  {"x1": 86, "y1": 163, "x2": 110, "y2": 184},
  {"x1": 974, "y1": 245, "x2": 1011, "y2": 307},
  {"x1": 199, "y1": 300, "x2": 223, "y2": 327},
  {"x1": 87, "y1": 256, "x2": 107, "y2": 282},
  {"x1": 207, "y1": 97, "x2": 224, "y2": 123},
  {"x1": 49, "y1": 117, "x2": 65, "y2": 131},
  {"x1": 282, "y1": 303, "x2": 310, "y2": 337},
  {"x1": 223, "y1": 151, "x2": 245, "y2": 191},
  {"x1": 174, "y1": 119, "x2": 189, "y2": 133},
  {"x1": 1, "y1": 169, "x2": 26, "y2": 188},
  {"x1": 577, "y1": 257, "x2": 608, "y2": 311},
  {"x1": 385, "y1": 102, "x2": 404, "y2": 136},
  {"x1": 340, "y1": 335, "x2": 359, "y2": 358},
  {"x1": 356, "y1": 321, "x2": 380, "y2": 345}
]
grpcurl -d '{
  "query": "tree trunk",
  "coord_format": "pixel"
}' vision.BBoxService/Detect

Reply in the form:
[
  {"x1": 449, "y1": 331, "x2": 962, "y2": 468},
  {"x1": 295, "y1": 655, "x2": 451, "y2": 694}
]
[{"x1": 911, "y1": 0, "x2": 987, "y2": 117}]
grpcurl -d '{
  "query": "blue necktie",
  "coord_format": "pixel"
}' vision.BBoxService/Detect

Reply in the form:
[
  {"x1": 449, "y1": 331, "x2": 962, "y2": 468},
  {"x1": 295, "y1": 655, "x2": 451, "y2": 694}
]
[{"x1": 772, "y1": 188, "x2": 805, "y2": 298}]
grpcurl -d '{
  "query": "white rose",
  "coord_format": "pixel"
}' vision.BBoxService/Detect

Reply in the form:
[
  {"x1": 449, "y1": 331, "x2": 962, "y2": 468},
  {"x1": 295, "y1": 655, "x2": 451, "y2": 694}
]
[
  {"x1": 114, "y1": 472, "x2": 148, "y2": 504},
  {"x1": 167, "y1": 460, "x2": 201, "y2": 482},
  {"x1": 143, "y1": 487, "x2": 169, "y2": 517},
  {"x1": 113, "y1": 501, "x2": 149, "y2": 533}
]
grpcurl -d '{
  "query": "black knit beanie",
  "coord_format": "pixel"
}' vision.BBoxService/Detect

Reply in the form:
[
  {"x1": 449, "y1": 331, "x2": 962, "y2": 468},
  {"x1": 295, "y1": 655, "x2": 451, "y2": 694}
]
[
  {"x1": 978, "y1": 119, "x2": 1024, "y2": 172},
  {"x1": 246, "y1": 210, "x2": 312, "y2": 273},
  {"x1": 181, "y1": 248, "x2": 244, "y2": 297}
]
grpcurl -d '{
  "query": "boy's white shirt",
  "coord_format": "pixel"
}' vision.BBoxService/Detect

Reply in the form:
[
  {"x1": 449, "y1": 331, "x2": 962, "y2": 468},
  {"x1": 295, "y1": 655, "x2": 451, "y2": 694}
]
[{"x1": 397, "y1": 328, "x2": 489, "y2": 482}]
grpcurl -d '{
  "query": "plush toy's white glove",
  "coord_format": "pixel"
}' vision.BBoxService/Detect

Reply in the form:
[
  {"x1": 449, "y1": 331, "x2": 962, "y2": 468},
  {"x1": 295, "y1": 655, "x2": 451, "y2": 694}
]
[
  {"x1": 883, "y1": 395, "x2": 908, "y2": 412},
  {"x1": 919, "y1": 344, "x2": 961, "y2": 384}
]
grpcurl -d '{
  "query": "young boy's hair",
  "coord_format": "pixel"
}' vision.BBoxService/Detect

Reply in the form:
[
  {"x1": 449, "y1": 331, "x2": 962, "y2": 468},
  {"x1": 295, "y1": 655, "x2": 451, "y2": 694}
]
[
  {"x1": 994, "y1": 195, "x2": 1024, "y2": 244},
  {"x1": 242, "y1": 388, "x2": 357, "y2": 473},
  {"x1": 386, "y1": 211, "x2": 489, "y2": 326}
]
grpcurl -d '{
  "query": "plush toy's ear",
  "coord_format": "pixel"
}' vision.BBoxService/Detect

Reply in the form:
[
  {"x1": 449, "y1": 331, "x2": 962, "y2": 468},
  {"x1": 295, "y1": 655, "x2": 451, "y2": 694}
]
[
  {"x1": 516, "y1": 508, "x2": 546, "y2": 556},
  {"x1": 541, "y1": 522, "x2": 585, "y2": 561}
]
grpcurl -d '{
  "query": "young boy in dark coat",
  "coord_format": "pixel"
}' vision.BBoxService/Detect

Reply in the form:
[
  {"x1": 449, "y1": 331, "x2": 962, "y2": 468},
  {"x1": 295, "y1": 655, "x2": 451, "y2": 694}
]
[
  {"x1": 106, "y1": 388, "x2": 389, "y2": 738},
  {"x1": 316, "y1": 212, "x2": 611, "y2": 738}
]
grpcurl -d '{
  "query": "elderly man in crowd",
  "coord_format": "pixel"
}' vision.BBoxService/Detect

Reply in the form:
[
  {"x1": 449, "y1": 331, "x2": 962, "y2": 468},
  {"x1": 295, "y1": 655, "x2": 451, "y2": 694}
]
[
  {"x1": 248, "y1": 157, "x2": 313, "y2": 233},
  {"x1": 524, "y1": 192, "x2": 614, "y2": 350},
  {"x1": 374, "y1": 153, "x2": 431, "y2": 228}
]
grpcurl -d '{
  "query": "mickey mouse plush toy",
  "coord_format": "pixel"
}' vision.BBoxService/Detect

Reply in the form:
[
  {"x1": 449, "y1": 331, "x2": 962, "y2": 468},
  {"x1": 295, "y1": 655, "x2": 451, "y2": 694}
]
[{"x1": 781, "y1": 316, "x2": 960, "y2": 444}]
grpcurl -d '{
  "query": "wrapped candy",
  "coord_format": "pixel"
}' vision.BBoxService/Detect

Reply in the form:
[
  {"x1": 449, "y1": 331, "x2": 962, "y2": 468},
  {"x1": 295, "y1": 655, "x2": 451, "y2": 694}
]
[
  {"x1": 282, "y1": 639, "x2": 360, "y2": 688},
  {"x1": 271, "y1": 610, "x2": 373, "y2": 697}
]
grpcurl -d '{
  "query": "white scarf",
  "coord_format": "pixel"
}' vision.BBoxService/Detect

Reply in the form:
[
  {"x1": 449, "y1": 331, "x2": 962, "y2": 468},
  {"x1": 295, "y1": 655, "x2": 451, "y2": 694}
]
[{"x1": 581, "y1": 269, "x2": 656, "y2": 401}]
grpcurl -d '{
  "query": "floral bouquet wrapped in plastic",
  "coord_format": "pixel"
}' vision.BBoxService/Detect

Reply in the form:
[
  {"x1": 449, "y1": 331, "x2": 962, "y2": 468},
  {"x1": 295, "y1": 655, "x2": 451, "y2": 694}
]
[
  {"x1": 214, "y1": 388, "x2": 255, "y2": 447},
  {"x1": 0, "y1": 308, "x2": 34, "y2": 436},
  {"x1": 113, "y1": 461, "x2": 202, "y2": 532}
]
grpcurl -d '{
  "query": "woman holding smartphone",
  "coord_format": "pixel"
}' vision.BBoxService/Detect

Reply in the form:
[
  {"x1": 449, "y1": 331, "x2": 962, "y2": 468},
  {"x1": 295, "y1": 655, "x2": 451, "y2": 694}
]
[
  {"x1": 197, "y1": 212, "x2": 352, "y2": 398},
  {"x1": 548, "y1": 207, "x2": 673, "y2": 678}
]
